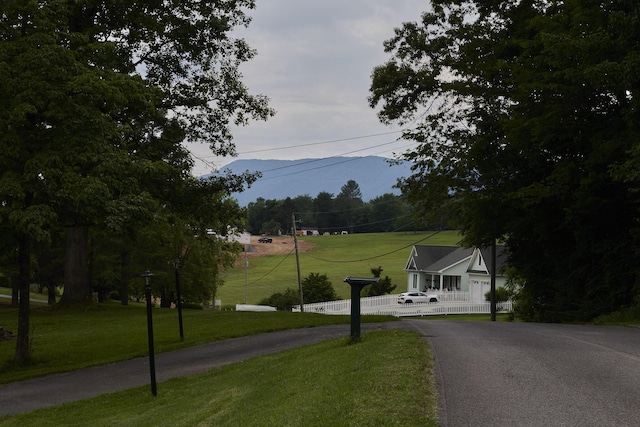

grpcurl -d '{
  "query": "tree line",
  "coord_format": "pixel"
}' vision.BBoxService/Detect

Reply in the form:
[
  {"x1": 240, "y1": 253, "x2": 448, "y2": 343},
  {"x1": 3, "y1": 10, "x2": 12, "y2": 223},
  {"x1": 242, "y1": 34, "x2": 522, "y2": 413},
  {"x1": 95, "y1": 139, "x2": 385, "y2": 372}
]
[{"x1": 246, "y1": 179, "x2": 444, "y2": 236}]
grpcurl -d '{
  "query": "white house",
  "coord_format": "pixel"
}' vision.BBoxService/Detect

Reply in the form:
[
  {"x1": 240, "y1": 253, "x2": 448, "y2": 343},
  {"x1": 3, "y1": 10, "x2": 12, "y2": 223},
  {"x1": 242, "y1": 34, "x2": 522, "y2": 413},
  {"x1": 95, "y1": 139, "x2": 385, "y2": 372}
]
[{"x1": 404, "y1": 245, "x2": 508, "y2": 303}]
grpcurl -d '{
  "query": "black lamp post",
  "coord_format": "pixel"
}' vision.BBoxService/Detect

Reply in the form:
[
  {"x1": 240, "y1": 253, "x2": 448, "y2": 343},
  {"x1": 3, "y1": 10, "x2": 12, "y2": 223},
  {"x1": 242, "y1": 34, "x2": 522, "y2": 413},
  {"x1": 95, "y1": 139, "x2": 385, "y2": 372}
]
[
  {"x1": 173, "y1": 259, "x2": 184, "y2": 340},
  {"x1": 142, "y1": 269, "x2": 157, "y2": 396},
  {"x1": 343, "y1": 276, "x2": 378, "y2": 343}
]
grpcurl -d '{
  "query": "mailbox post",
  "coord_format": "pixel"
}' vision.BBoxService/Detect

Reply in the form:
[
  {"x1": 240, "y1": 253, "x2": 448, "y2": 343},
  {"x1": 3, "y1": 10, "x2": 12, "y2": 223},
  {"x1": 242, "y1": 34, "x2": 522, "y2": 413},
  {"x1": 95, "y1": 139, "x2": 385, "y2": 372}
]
[{"x1": 343, "y1": 276, "x2": 378, "y2": 343}]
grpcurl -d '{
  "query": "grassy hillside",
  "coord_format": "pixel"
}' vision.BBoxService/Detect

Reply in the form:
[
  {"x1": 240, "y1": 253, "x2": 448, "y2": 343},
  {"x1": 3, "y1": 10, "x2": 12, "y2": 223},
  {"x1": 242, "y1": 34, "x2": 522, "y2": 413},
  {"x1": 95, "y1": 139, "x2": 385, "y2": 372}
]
[{"x1": 218, "y1": 230, "x2": 462, "y2": 305}]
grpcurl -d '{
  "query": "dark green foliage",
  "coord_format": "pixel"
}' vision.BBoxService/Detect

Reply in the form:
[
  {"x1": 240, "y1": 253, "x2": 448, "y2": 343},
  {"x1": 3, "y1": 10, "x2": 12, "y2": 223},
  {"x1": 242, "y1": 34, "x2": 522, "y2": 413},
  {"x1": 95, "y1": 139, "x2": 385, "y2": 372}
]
[
  {"x1": 259, "y1": 288, "x2": 299, "y2": 311},
  {"x1": 362, "y1": 266, "x2": 396, "y2": 297},
  {"x1": 302, "y1": 273, "x2": 337, "y2": 304},
  {"x1": 370, "y1": 1, "x2": 640, "y2": 321},
  {"x1": 484, "y1": 287, "x2": 510, "y2": 304},
  {"x1": 245, "y1": 187, "x2": 429, "y2": 235},
  {"x1": 0, "y1": 275, "x2": 10, "y2": 288}
]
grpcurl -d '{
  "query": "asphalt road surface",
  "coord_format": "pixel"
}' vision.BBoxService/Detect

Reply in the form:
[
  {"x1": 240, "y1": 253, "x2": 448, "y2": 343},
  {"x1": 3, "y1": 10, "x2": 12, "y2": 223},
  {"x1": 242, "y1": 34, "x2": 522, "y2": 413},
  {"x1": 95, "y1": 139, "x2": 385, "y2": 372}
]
[{"x1": 403, "y1": 320, "x2": 640, "y2": 427}]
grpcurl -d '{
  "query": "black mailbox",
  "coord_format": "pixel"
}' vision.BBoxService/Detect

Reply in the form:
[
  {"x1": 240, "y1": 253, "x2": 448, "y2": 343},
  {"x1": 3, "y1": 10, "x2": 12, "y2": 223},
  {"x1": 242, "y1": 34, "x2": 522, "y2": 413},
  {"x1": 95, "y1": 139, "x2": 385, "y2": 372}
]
[{"x1": 344, "y1": 276, "x2": 379, "y2": 342}]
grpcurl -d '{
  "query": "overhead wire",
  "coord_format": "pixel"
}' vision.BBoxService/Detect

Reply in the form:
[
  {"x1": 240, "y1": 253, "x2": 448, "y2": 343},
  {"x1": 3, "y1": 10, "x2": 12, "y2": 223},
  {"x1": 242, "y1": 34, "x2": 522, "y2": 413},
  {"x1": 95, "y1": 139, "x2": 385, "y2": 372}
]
[
  {"x1": 191, "y1": 128, "x2": 416, "y2": 175},
  {"x1": 246, "y1": 140, "x2": 419, "y2": 182},
  {"x1": 304, "y1": 229, "x2": 443, "y2": 263},
  {"x1": 236, "y1": 130, "x2": 405, "y2": 155},
  {"x1": 225, "y1": 244, "x2": 296, "y2": 288},
  {"x1": 254, "y1": 139, "x2": 405, "y2": 174}
]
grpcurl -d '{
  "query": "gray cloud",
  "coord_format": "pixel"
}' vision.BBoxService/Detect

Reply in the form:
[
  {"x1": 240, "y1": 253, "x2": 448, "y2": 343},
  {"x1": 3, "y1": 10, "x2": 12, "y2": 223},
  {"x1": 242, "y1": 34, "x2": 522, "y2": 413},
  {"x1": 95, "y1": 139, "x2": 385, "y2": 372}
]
[{"x1": 187, "y1": 0, "x2": 428, "y2": 175}]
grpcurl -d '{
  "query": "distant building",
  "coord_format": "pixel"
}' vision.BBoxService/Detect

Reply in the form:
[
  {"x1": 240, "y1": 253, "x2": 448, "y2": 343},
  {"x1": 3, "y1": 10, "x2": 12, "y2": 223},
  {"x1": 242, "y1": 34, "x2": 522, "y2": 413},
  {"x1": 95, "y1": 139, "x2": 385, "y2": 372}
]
[{"x1": 298, "y1": 227, "x2": 320, "y2": 236}]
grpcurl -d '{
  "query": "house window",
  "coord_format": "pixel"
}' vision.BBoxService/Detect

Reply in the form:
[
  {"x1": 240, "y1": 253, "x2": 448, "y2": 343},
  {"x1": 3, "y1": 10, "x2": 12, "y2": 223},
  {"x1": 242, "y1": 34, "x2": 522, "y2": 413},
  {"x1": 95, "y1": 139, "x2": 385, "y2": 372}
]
[{"x1": 412, "y1": 274, "x2": 418, "y2": 289}]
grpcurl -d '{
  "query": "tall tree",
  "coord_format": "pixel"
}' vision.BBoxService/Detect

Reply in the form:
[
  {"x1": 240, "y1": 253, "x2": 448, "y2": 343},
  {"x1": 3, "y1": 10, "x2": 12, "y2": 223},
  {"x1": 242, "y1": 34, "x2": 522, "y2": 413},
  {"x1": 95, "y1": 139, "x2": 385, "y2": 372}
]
[
  {"x1": 0, "y1": 0, "x2": 272, "y2": 361},
  {"x1": 370, "y1": 1, "x2": 640, "y2": 321},
  {"x1": 369, "y1": 193, "x2": 408, "y2": 232},
  {"x1": 313, "y1": 192, "x2": 336, "y2": 233},
  {"x1": 335, "y1": 180, "x2": 363, "y2": 234}
]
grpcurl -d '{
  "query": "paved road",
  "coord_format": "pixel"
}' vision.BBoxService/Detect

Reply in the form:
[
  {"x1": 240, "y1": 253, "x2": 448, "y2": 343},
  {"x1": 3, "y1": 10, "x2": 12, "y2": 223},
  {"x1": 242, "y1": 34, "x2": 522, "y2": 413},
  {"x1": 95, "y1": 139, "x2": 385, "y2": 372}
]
[{"x1": 404, "y1": 320, "x2": 640, "y2": 427}]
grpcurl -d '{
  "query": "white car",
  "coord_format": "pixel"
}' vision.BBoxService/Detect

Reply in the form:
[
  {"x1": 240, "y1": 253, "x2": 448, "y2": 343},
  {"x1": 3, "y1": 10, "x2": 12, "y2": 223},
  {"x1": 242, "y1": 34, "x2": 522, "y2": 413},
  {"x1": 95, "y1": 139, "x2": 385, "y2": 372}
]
[{"x1": 397, "y1": 292, "x2": 439, "y2": 304}]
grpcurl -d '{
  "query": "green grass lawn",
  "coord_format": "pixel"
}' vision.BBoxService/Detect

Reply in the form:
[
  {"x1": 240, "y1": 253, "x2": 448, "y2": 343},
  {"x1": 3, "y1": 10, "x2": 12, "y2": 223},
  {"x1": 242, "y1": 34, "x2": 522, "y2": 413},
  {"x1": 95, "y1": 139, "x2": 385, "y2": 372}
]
[
  {"x1": 219, "y1": 230, "x2": 462, "y2": 305},
  {"x1": 0, "y1": 329, "x2": 437, "y2": 427},
  {"x1": 0, "y1": 302, "x2": 396, "y2": 383},
  {"x1": 0, "y1": 303, "x2": 436, "y2": 426}
]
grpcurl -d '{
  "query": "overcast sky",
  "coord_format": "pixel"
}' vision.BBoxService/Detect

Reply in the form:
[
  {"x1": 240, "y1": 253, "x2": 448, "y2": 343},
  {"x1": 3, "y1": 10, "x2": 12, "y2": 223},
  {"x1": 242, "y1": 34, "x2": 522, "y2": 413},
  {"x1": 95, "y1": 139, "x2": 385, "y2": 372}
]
[{"x1": 186, "y1": 0, "x2": 428, "y2": 176}]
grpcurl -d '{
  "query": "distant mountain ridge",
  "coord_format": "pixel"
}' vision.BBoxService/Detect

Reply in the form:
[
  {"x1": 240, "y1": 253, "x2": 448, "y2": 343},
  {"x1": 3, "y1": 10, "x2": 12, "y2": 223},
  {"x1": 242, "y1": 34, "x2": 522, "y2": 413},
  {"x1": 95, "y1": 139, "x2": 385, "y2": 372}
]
[{"x1": 210, "y1": 156, "x2": 413, "y2": 206}]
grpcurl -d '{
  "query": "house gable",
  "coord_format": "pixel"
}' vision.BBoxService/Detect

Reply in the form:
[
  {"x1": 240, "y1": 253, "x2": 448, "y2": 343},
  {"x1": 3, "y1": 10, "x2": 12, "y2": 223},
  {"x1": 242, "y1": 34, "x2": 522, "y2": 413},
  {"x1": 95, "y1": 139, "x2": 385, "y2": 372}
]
[
  {"x1": 467, "y1": 249, "x2": 489, "y2": 274},
  {"x1": 404, "y1": 246, "x2": 419, "y2": 271},
  {"x1": 466, "y1": 246, "x2": 507, "y2": 276}
]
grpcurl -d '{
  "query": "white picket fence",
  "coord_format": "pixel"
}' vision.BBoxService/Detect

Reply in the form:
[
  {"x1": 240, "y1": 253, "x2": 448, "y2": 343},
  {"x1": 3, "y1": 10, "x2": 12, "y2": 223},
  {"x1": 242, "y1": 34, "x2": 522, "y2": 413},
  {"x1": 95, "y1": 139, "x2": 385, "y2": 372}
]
[{"x1": 294, "y1": 292, "x2": 512, "y2": 318}]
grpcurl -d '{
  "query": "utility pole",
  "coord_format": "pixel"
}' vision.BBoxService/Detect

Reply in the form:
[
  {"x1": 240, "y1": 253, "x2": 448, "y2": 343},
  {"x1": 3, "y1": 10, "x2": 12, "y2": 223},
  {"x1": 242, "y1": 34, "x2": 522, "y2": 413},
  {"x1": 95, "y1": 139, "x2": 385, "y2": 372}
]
[{"x1": 292, "y1": 213, "x2": 304, "y2": 312}]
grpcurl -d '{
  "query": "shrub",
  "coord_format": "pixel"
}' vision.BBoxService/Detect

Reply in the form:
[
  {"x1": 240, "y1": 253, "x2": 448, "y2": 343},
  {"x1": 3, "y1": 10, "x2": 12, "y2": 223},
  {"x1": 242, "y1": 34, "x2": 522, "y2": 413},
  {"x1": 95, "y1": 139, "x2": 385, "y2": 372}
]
[
  {"x1": 259, "y1": 288, "x2": 299, "y2": 311},
  {"x1": 484, "y1": 286, "x2": 510, "y2": 303},
  {"x1": 302, "y1": 273, "x2": 337, "y2": 303}
]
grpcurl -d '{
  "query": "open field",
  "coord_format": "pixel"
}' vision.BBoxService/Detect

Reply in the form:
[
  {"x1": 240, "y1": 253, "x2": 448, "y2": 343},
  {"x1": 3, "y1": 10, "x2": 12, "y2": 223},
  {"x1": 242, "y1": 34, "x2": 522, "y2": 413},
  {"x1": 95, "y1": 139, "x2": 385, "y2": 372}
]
[{"x1": 219, "y1": 230, "x2": 462, "y2": 305}]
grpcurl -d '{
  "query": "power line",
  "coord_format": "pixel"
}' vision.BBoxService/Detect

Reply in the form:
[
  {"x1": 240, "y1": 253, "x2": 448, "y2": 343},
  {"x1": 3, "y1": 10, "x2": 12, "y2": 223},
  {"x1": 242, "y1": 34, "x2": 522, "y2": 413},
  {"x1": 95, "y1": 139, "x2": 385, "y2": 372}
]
[
  {"x1": 304, "y1": 230, "x2": 442, "y2": 263},
  {"x1": 236, "y1": 130, "x2": 405, "y2": 155},
  {"x1": 225, "y1": 245, "x2": 296, "y2": 289},
  {"x1": 248, "y1": 139, "x2": 405, "y2": 176},
  {"x1": 244, "y1": 140, "x2": 419, "y2": 183}
]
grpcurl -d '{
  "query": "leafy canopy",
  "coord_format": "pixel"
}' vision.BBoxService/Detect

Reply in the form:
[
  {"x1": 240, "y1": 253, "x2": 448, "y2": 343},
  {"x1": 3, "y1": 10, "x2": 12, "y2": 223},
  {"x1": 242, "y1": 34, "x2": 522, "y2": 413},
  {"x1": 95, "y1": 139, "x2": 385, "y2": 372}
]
[{"x1": 370, "y1": 1, "x2": 640, "y2": 321}]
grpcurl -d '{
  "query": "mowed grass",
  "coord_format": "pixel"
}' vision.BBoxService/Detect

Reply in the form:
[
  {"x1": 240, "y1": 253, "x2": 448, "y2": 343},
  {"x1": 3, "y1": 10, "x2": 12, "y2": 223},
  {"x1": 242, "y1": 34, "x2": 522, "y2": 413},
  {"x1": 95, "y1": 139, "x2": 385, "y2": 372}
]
[
  {"x1": 0, "y1": 328, "x2": 437, "y2": 427},
  {"x1": 0, "y1": 302, "x2": 395, "y2": 383},
  {"x1": 219, "y1": 230, "x2": 462, "y2": 305}
]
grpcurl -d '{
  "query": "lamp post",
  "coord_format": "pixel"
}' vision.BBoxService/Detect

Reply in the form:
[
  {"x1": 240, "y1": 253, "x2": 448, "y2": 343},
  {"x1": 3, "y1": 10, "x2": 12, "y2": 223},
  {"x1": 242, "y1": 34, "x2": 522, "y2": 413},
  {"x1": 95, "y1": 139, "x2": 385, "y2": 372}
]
[
  {"x1": 142, "y1": 269, "x2": 157, "y2": 396},
  {"x1": 173, "y1": 259, "x2": 184, "y2": 340}
]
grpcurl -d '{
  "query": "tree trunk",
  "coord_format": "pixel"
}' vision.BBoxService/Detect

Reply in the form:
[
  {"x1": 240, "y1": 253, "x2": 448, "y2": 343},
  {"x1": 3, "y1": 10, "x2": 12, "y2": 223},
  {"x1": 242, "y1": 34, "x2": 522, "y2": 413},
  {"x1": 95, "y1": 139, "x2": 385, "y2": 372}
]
[
  {"x1": 120, "y1": 247, "x2": 129, "y2": 305},
  {"x1": 60, "y1": 225, "x2": 91, "y2": 304},
  {"x1": 11, "y1": 275, "x2": 18, "y2": 306},
  {"x1": 15, "y1": 236, "x2": 31, "y2": 362},
  {"x1": 47, "y1": 285, "x2": 56, "y2": 304}
]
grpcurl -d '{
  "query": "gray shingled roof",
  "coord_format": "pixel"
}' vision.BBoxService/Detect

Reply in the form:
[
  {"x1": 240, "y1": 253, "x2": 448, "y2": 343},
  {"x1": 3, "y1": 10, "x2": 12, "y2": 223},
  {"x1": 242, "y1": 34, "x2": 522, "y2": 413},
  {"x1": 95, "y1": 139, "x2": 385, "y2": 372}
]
[
  {"x1": 408, "y1": 246, "x2": 468, "y2": 271},
  {"x1": 429, "y1": 247, "x2": 474, "y2": 271},
  {"x1": 408, "y1": 245, "x2": 507, "y2": 274}
]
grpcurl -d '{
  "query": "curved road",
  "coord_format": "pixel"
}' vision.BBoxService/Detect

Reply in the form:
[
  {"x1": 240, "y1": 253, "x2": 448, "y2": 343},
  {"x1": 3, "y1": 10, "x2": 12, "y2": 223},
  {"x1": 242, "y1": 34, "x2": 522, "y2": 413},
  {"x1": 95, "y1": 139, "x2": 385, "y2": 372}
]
[{"x1": 404, "y1": 320, "x2": 640, "y2": 427}]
